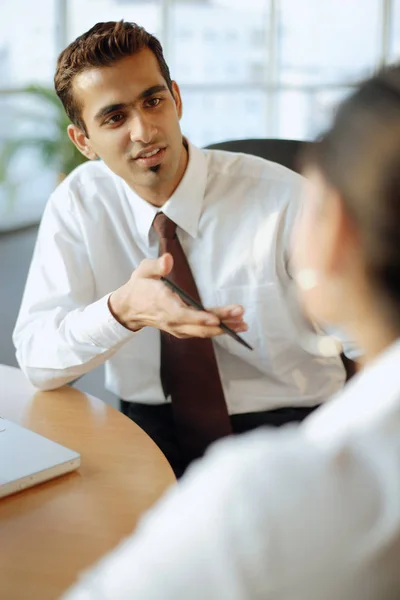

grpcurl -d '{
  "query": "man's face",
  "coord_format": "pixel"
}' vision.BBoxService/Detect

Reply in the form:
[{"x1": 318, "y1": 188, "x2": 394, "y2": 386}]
[{"x1": 71, "y1": 49, "x2": 185, "y2": 198}]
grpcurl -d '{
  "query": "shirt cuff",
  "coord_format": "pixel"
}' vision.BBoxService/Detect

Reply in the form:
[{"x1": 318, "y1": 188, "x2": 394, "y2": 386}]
[{"x1": 73, "y1": 294, "x2": 136, "y2": 349}]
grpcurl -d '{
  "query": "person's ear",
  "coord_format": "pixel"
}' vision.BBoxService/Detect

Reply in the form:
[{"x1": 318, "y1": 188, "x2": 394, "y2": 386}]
[
  {"x1": 322, "y1": 186, "x2": 356, "y2": 277},
  {"x1": 171, "y1": 81, "x2": 183, "y2": 120},
  {"x1": 67, "y1": 124, "x2": 98, "y2": 160}
]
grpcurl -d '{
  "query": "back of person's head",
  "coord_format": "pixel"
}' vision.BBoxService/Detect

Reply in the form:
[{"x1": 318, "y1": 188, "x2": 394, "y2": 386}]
[
  {"x1": 297, "y1": 65, "x2": 400, "y2": 334},
  {"x1": 54, "y1": 20, "x2": 172, "y2": 133}
]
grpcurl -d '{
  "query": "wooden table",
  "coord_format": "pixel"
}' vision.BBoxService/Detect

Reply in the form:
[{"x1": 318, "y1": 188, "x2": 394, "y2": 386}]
[{"x1": 0, "y1": 364, "x2": 175, "y2": 600}]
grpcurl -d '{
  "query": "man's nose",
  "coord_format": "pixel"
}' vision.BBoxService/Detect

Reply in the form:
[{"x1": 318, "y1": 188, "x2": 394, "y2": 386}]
[{"x1": 129, "y1": 114, "x2": 157, "y2": 145}]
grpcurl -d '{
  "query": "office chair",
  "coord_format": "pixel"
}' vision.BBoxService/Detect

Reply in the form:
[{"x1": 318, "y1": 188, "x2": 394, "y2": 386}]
[
  {"x1": 205, "y1": 138, "x2": 305, "y2": 174},
  {"x1": 205, "y1": 137, "x2": 356, "y2": 381}
]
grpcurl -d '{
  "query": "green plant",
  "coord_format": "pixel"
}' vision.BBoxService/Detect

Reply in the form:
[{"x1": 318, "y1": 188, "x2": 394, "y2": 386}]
[{"x1": 0, "y1": 84, "x2": 88, "y2": 186}]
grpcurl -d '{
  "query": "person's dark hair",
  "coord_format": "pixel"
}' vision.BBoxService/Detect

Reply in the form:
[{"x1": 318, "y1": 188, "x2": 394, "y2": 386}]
[
  {"x1": 54, "y1": 20, "x2": 173, "y2": 136},
  {"x1": 302, "y1": 65, "x2": 400, "y2": 328}
]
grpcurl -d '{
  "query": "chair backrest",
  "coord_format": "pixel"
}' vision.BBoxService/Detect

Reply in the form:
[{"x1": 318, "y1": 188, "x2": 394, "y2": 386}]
[{"x1": 205, "y1": 138, "x2": 306, "y2": 174}]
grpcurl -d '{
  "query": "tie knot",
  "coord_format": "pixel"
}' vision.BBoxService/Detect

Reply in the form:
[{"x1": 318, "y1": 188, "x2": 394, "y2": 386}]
[{"x1": 153, "y1": 212, "x2": 177, "y2": 240}]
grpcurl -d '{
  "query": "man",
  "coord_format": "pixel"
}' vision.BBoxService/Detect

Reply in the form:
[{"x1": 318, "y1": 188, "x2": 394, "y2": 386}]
[{"x1": 13, "y1": 21, "x2": 350, "y2": 476}]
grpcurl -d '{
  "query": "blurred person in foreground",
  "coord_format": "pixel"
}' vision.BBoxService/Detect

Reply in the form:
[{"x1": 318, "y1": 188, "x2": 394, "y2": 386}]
[
  {"x1": 13, "y1": 21, "x2": 355, "y2": 478},
  {"x1": 63, "y1": 66, "x2": 400, "y2": 600}
]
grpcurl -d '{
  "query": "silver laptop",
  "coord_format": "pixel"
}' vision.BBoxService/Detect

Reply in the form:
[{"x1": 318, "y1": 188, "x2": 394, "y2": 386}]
[{"x1": 0, "y1": 417, "x2": 80, "y2": 499}]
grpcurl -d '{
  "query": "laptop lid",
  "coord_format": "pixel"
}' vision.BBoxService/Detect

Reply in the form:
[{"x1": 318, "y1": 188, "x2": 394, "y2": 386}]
[{"x1": 0, "y1": 417, "x2": 81, "y2": 498}]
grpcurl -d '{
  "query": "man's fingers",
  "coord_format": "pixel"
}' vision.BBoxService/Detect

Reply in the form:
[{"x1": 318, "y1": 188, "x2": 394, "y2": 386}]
[
  {"x1": 165, "y1": 304, "x2": 247, "y2": 331},
  {"x1": 169, "y1": 318, "x2": 248, "y2": 339},
  {"x1": 173, "y1": 323, "x2": 248, "y2": 339},
  {"x1": 208, "y1": 305, "x2": 244, "y2": 320},
  {"x1": 171, "y1": 306, "x2": 220, "y2": 327},
  {"x1": 135, "y1": 254, "x2": 174, "y2": 279},
  {"x1": 173, "y1": 324, "x2": 224, "y2": 339},
  {"x1": 158, "y1": 253, "x2": 174, "y2": 277}
]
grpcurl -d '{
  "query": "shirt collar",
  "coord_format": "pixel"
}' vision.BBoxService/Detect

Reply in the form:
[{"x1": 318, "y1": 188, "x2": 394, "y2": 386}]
[
  {"x1": 120, "y1": 140, "x2": 207, "y2": 244},
  {"x1": 303, "y1": 338, "x2": 400, "y2": 444}
]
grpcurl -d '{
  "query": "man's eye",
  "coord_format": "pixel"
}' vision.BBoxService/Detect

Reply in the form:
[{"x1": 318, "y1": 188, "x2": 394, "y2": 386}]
[
  {"x1": 146, "y1": 98, "x2": 161, "y2": 108},
  {"x1": 104, "y1": 114, "x2": 124, "y2": 125}
]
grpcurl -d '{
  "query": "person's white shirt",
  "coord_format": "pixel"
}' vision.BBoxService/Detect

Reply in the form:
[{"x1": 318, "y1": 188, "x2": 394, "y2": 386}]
[
  {"x1": 62, "y1": 339, "x2": 400, "y2": 600},
  {"x1": 13, "y1": 142, "x2": 349, "y2": 411}
]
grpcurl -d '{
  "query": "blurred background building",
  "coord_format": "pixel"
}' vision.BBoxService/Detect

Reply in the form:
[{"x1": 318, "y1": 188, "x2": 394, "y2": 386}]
[{"x1": 0, "y1": 0, "x2": 399, "y2": 229}]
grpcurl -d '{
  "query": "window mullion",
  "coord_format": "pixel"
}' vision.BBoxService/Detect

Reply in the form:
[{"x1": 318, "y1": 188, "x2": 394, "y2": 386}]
[
  {"x1": 55, "y1": 0, "x2": 68, "y2": 55},
  {"x1": 377, "y1": 0, "x2": 393, "y2": 69},
  {"x1": 265, "y1": 0, "x2": 279, "y2": 137}
]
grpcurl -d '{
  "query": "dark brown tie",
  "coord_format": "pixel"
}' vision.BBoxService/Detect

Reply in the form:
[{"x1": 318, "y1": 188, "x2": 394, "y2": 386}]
[{"x1": 153, "y1": 212, "x2": 232, "y2": 462}]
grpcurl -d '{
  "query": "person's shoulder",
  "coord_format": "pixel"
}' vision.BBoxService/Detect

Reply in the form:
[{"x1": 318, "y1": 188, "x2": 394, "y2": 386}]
[
  {"x1": 204, "y1": 147, "x2": 304, "y2": 187},
  {"x1": 49, "y1": 160, "x2": 120, "y2": 211},
  {"x1": 185, "y1": 426, "x2": 310, "y2": 501}
]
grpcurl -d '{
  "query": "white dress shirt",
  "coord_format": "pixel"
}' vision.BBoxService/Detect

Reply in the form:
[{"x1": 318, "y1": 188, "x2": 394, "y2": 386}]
[
  {"x1": 13, "y1": 142, "x2": 348, "y2": 412},
  {"x1": 63, "y1": 339, "x2": 400, "y2": 600}
]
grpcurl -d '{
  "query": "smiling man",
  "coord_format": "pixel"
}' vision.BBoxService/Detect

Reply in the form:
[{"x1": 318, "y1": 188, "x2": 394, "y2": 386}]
[{"x1": 13, "y1": 21, "x2": 352, "y2": 477}]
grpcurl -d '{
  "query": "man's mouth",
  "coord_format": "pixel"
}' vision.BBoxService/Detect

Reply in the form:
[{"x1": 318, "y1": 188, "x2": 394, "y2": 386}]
[
  {"x1": 139, "y1": 148, "x2": 161, "y2": 158},
  {"x1": 134, "y1": 146, "x2": 166, "y2": 168}
]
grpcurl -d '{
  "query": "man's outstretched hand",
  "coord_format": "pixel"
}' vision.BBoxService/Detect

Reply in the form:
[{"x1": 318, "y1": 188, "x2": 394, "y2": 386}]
[{"x1": 108, "y1": 253, "x2": 247, "y2": 339}]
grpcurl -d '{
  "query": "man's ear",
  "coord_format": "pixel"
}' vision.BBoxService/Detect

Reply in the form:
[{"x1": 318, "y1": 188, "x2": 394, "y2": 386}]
[
  {"x1": 67, "y1": 124, "x2": 98, "y2": 160},
  {"x1": 171, "y1": 81, "x2": 183, "y2": 120}
]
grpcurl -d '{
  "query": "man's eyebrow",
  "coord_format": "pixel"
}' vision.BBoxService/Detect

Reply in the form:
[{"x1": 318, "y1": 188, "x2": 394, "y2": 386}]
[
  {"x1": 94, "y1": 103, "x2": 126, "y2": 122},
  {"x1": 94, "y1": 85, "x2": 169, "y2": 122},
  {"x1": 139, "y1": 84, "x2": 169, "y2": 99}
]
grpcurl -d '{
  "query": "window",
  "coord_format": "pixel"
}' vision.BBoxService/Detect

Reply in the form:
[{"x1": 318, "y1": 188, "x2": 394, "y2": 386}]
[
  {"x1": 0, "y1": 0, "x2": 59, "y2": 230},
  {"x1": 67, "y1": 0, "x2": 160, "y2": 42},
  {"x1": 251, "y1": 29, "x2": 265, "y2": 48},
  {"x1": 169, "y1": 0, "x2": 270, "y2": 86},
  {"x1": 180, "y1": 90, "x2": 268, "y2": 147},
  {"x1": 203, "y1": 30, "x2": 217, "y2": 41},
  {"x1": 278, "y1": 0, "x2": 381, "y2": 85},
  {"x1": 0, "y1": 0, "x2": 57, "y2": 88},
  {"x1": 249, "y1": 62, "x2": 265, "y2": 82},
  {"x1": 226, "y1": 30, "x2": 238, "y2": 42},
  {"x1": 277, "y1": 88, "x2": 352, "y2": 141}
]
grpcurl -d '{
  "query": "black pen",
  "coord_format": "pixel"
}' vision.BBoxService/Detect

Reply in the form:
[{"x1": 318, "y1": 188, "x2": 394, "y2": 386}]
[{"x1": 160, "y1": 276, "x2": 253, "y2": 351}]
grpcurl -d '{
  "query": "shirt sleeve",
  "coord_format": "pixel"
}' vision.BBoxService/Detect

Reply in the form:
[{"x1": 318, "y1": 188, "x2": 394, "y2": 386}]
[
  {"x1": 13, "y1": 189, "x2": 135, "y2": 390},
  {"x1": 60, "y1": 425, "x2": 387, "y2": 600}
]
